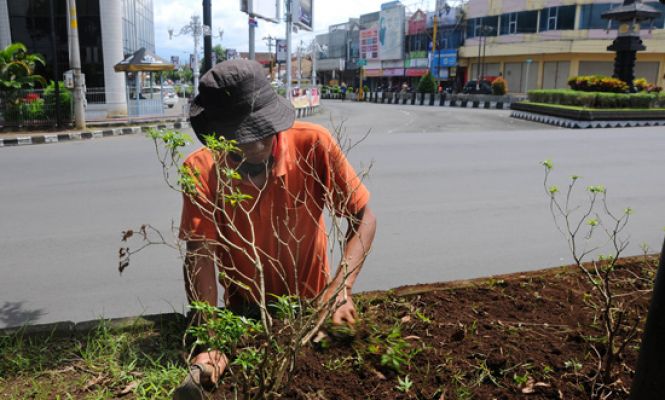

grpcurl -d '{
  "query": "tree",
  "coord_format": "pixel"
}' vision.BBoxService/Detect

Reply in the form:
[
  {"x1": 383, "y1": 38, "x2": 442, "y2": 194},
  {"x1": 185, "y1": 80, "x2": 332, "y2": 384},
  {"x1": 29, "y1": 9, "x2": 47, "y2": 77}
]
[
  {"x1": 0, "y1": 42, "x2": 46, "y2": 91},
  {"x1": 213, "y1": 44, "x2": 226, "y2": 64},
  {"x1": 417, "y1": 71, "x2": 436, "y2": 94}
]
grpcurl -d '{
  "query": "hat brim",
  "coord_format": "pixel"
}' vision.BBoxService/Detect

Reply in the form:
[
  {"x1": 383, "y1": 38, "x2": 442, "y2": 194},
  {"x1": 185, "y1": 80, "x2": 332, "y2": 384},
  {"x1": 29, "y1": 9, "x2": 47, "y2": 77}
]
[{"x1": 190, "y1": 93, "x2": 295, "y2": 145}]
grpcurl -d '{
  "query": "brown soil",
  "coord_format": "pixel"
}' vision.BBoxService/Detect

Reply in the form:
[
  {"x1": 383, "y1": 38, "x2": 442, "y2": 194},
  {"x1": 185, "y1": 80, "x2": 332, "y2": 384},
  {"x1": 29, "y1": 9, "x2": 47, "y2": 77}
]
[
  {"x1": 252, "y1": 256, "x2": 654, "y2": 400},
  {"x1": 0, "y1": 256, "x2": 656, "y2": 399}
]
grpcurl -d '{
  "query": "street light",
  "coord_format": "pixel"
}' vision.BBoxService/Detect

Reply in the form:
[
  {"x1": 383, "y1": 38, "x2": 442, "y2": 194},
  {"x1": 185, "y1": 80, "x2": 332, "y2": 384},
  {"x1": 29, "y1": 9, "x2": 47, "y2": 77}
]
[
  {"x1": 168, "y1": 15, "x2": 218, "y2": 97},
  {"x1": 309, "y1": 39, "x2": 328, "y2": 87}
]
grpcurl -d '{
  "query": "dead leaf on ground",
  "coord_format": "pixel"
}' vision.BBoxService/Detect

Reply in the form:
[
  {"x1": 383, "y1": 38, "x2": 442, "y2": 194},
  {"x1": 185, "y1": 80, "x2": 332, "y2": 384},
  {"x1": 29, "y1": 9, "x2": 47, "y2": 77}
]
[
  {"x1": 521, "y1": 377, "x2": 551, "y2": 394},
  {"x1": 118, "y1": 380, "x2": 139, "y2": 396},
  {"x1": 82, "y1": 373, "x2": 105, "y2": 391}
]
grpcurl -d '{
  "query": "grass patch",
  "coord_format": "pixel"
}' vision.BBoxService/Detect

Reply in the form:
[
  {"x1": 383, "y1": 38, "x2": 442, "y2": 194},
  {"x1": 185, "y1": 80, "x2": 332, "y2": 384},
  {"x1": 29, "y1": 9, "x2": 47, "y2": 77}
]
[{"x1": 0, "y1": 318, "x2": 187, "y2": 399}]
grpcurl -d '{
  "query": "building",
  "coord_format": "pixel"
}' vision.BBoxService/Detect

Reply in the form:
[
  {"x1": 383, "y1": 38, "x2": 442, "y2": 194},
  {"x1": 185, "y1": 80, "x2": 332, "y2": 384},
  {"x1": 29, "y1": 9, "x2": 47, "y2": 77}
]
[
  {"x1": 0, "y1": 0, "x2": 156, "y2": 117},
  {"x1": 315, "y1": 19, "x2": 360, "y2": 87},
  {"x1": 316, "y1": 1, "x2": 464, "y2": 91},
  {"x1": 459, "y1": 0, "x2": 665, "y2": 93}
]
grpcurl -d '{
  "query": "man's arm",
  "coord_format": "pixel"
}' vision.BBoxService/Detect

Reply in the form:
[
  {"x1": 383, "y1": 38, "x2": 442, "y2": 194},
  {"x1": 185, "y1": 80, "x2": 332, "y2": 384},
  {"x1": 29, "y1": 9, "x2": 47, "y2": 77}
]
[
  {"x1": 327, "y1": 206, "x2": 377, "y2": 326},
  {"x1": 184, "y1": 240, "x2": 218, "y2": 307},
  {"x1": 184, "y1": 240, "x2": 228, "y2": 383}
]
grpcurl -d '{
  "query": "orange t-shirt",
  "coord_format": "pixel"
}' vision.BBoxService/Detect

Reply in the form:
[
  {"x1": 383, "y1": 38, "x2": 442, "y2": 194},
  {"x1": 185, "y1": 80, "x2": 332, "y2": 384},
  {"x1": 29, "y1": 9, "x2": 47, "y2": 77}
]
[{"x1": 179, "y1": 121, "x2": 370, "y2": 308}]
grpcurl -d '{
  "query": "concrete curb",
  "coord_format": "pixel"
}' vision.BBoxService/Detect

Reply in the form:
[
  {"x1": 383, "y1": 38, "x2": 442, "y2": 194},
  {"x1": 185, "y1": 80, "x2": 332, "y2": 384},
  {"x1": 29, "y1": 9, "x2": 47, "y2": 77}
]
[
  {"x1": 1, "y1": 107, "x2": 321, "y2": 148},
  {"x1": 0, "y1": 313, "x2": 186, "y2": 338},
  {"x1": 0, "y1": 121, "x2": 191, "y2": 148},
  {"x1": 324, "y1": 93, "x2": 513, "y2": 110},
  {"x1": 511, "y1": 110, "x2": 665, "y2": 129},
  {"x1": 295, "y1": 105, "x2": 320, "y2": 118},
  {"x1": 0, "y1": 262, "x2": 578, "y2": 339}
]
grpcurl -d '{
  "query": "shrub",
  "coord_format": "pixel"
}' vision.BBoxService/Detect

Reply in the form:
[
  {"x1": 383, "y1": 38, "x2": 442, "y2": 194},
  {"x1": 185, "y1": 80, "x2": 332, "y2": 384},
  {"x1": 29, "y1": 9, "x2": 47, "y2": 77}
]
[
  {"x1": 417, "y1": 71, "x2": 437, "y2": 94},
  {"x1": 363, "y1": 85, "x2": 369, "y2": 93},
  {"x1": 528, "y1": 89, "x2": 660, "y2": 109},
  {"x1": 568, "y1": 75, "x2": 629, "y2": 93},
  {"x1": 43, "y1": 81, "x2": 73, "y2": 120},
  {"x1": 634, "y1": 77, "x2": 649, "y2": 92},
  {"x1": 491, "y1": 77, "x2": 508, "y2": 95}
]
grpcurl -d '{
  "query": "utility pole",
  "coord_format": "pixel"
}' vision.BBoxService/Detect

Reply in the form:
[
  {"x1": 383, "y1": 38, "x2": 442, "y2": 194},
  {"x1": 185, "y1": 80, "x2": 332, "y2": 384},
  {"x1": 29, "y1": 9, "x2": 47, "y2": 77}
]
[
  {"x1": 311, "y1": 38, "x2": 318, "y2": 86},
  {"x1": 264, "y1": 35, "x2": 276, "y2": 81},
  {"x1": 66, "y1": 0, "x2": 85, "y2": 129},
  {"x1": 298, "y1": 40, "x2": 303, "y2": 88},
  {"x1": 432, "y1": 14, "x2": 438, "y2": 79},
  {"x1": 48, "y1": 0, "x2": 61, "y2": 128},
  {"x1": 476, "y1": 21, "x2": 483, "y2": 90},
  {"x1": 285, "y1": 0, "x2": 293, "y2": 99},
  {"x1": 248, "y1": 0, "x2": 256, "y2": 60},
  {"x1": 203, "y1": 0, "x2": 212, "y2": 73}
]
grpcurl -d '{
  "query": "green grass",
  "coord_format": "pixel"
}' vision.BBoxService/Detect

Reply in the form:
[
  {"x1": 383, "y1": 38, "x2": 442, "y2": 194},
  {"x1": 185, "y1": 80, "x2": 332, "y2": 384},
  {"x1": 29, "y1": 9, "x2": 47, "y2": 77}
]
[
  {"x1": 0, "y1": 319, "x2": 188, "y2": 399},
  {"x1": 521, "y1": 101, "x2": 665, "y2": 112}
]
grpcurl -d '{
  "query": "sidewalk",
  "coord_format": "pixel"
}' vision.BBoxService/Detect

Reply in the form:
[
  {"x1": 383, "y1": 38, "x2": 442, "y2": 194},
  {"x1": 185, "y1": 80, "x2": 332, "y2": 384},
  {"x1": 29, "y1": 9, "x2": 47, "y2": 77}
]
[{"x1": 0, "y1": 116, "x2": 190, "y2": 147}]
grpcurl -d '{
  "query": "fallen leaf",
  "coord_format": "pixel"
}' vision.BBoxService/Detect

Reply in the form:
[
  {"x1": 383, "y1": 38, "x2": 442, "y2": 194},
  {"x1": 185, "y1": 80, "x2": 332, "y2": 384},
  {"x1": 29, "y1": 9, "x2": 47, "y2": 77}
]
[
  {"x1": 83, "y1": 373, "x2": 105, "y2": 391},
  {"x1": 368, "y1": 366, "x2": 386, "y2": 380},
  {"x1": 312, "y1": 330, "x2": 329, "y2": 344},
  {"x1": 118, "y1": 381, "x2": 139, "y2": 396},
  {"x1": 401, "y1": 315, "x2": 411, "y2": 323}
]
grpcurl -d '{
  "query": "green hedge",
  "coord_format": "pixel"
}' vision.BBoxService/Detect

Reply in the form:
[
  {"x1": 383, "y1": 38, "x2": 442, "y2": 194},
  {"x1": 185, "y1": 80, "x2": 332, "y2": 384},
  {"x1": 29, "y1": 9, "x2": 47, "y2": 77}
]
[{"x1": 528, "y1": 89, "x2": 665, "y2": 109}]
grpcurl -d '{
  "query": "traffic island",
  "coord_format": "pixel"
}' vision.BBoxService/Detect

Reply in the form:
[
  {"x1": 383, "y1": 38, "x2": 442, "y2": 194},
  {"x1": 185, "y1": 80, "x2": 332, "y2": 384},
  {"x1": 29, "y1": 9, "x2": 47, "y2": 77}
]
[
  {"x1": 510, "y1": 81, "x2": 665, "y2": 128},
  {"x1": 511, "y1": 102, "x2": 665, "y2": 129}
]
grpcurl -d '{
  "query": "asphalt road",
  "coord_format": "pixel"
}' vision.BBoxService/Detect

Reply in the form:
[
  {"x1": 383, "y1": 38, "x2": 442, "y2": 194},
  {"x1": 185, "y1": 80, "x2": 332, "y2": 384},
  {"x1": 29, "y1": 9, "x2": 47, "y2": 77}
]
[{"x1": 2, "y1": 101, "x2": 664, "y2": 328}]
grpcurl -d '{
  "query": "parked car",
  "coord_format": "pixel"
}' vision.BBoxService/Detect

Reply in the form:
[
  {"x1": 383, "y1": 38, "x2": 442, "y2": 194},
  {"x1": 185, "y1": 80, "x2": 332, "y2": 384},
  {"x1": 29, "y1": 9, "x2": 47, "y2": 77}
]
[
  {"x1": 462, "y1": 80, "x2": 493, "y2": 95},
  {"x1": 162, "y1": 86, "x2": 178, "y2": 108}
]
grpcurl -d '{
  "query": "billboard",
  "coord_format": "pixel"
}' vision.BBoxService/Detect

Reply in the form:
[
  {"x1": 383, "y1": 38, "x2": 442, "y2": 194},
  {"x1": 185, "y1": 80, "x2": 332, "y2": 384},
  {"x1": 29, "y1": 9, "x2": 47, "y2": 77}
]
[
  {"x1": 378, "y1": 4, "x2": 404, "y2": 60},
  {"x1": 276, "y1": 39, "x2": 288, "y2": 63},
  {"x1": 431, "y1": 49, "x2": 457, "y2": 68},
  {"x1": 427, "y1": 7, "x2": 458, "y2": 27},
  {"x1": 359, "y1": 28, "x2": 379, "y2": 61},
  {"x1": 292, "y1": 0, "x2": 313, "y2": 31},
  {"x1": 241, "y1": 0, "x2": 279, "y2": 22}
]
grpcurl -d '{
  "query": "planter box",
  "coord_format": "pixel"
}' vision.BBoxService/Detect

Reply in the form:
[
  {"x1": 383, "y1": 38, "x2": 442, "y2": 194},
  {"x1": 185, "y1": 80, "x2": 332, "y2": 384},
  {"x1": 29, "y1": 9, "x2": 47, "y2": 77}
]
[{"x1": 511, "y1": 102, "x2": 665, "y2": 121}]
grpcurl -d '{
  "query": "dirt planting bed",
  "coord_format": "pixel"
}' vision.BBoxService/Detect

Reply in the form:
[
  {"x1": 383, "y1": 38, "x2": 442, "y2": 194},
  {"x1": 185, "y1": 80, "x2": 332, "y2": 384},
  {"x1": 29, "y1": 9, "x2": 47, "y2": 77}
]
[{"x1": 0, "y1": 255, "x2": 657, "y2": 399}]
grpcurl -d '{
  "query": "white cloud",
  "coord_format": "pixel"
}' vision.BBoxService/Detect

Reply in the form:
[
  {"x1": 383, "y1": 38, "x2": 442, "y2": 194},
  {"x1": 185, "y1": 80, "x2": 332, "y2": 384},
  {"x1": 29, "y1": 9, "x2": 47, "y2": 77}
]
[{"x1": 154, "y1": 0, "x2": 436, "y2": 60}]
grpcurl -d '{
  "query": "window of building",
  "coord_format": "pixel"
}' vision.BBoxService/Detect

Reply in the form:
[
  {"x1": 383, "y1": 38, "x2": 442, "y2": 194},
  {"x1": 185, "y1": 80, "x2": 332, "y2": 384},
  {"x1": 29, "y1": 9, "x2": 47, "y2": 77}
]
[
  {"x1": 468, "y1": 16, "x2": 498, "y2": 38},
  {"x1": 500, "y1": 11, "x2": 537, "y2": 34},
  {"x1": 646, "y1": 2, "x2": 665, "y2": 28},
  {"x1": 540, "y1": 5, "x2": 575, "y2": 31},
  {"x1": 508, "y1": 12, "x2": 517, "y2": 34},
  {"x1": 579, "y1": 3, "x2": 617, "y2": 30}
]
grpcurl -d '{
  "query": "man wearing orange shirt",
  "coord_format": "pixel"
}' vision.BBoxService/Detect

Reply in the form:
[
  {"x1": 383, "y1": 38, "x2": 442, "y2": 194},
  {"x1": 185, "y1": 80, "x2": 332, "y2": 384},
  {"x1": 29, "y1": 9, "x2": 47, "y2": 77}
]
[{"x1": 175, "y1": 59, "x2": 376, "y2": 397}]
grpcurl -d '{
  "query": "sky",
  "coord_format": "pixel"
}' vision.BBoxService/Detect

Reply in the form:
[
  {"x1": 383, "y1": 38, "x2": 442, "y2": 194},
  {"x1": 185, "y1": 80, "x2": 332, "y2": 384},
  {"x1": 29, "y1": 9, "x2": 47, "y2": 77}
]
[{"x1": 154, "y1": 0, "x2": 438, "y2": 62}]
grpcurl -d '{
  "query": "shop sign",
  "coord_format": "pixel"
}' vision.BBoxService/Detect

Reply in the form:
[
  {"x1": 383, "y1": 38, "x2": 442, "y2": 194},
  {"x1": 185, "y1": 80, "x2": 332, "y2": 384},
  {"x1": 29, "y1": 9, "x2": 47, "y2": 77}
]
[
  {"x1": 364, "y1": 69, "x2": 383, "y2": 77},
  {"x1": 382, "y1": 68, "x2": 404, "y2": 77},
  {"x1": 405, "y1": 68, "x2": 429, "y2": 77}
]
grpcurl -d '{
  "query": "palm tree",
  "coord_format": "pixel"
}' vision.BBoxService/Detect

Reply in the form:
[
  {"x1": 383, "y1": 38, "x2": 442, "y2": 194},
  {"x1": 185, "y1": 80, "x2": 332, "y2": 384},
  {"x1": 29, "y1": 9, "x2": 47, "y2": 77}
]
[{"x1": 0, "y1": 42, "x2": 46, "y2": 91}]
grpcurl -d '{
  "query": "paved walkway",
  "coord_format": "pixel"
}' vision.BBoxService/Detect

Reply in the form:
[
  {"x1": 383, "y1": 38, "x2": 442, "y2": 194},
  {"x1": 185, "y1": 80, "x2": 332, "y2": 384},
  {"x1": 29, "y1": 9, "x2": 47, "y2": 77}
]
[{"x1": 0, "y1": 116, "x2": 189, "y2": 146}]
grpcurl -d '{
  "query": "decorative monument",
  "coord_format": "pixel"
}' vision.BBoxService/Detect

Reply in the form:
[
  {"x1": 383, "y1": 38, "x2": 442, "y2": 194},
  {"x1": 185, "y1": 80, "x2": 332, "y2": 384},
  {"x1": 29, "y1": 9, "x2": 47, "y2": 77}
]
[{"x1": 601, "y1": 0, "x2": 662, "y2": 92}]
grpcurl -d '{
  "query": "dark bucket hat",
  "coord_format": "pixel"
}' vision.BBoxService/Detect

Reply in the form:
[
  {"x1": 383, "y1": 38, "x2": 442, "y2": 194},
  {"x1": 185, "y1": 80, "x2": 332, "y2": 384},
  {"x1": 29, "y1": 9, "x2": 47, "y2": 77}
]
[{"x1": 189, "y1": 59, "x2": 295, "y2": 145}]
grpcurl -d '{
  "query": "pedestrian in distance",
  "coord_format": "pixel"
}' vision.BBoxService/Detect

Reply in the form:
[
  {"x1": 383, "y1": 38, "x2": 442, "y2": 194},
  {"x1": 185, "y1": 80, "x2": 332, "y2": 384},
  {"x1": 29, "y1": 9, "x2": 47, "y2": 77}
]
[
  {"x1": 340, "y1": 81, "x2": 347, "y2": 101},
  {"x1": 173, "y1": 59, "x2": 377, "y2": 399}
]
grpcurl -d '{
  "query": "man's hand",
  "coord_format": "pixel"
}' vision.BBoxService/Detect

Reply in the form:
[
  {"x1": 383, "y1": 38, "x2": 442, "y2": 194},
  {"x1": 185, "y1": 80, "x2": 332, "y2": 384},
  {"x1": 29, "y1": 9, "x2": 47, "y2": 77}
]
[
  {"x1": 332, "y1": 291, "x2": 357, "y2": 327},
  {"x1": 191, "y1": 350, "x2": 228, "y2": 385}
]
